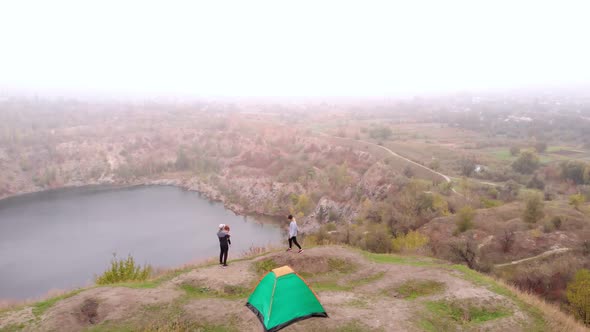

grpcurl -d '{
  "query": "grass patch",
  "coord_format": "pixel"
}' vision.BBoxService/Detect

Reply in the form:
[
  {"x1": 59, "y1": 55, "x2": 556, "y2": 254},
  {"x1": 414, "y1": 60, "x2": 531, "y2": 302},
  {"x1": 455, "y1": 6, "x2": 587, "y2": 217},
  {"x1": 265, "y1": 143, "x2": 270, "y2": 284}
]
[
  {"x1": 252, "y1": 258, "x2": 277, "y2": 275},
  {"x1": 109, "y1": 264, "x2": 198, "y2": 290},
  {"x1": 32, "y1": 289, "x2": 84, "y2": 317},
  {"x1": 394, "y1": 280, "x2": 445, "y2": 300},
  {"x1": 86, "y1": 316, "x2": 239, "y2": 332},
  {"x1": 331, "y1": 320, "x2": 381, "y2": 332},
  {"x1": 328, "y1": 258, "x2": 357, "y2": 273},
  {"x1": 95, "y1": 254, "x2": 151, "y2": 285},
  {"x1": 421, "y1": 299, "x2": 511, "y2": 328},
  {"x1": 349, "y1": 271, "x2": 386, "y2": 288},
  {"x1": 344, "y1": 298, "x2": 370, "y2": 309},
  {"x1": 313, "y1": 271, "x2": 385, "y2": 292},
  {"x1": 312, "y1": 280, "x2": 350, "y2": 292},
  {"x1": 179, "y1": 283, "x2": 249, "y2": 300},
  {"x1": 0, "y1": 323, "x2": 26, "y2": 332},
  {"x1": 361, "y1": 252, "x2": 438, "y2": 266},
  {"x1": 359, "y1": 250, "x2": 546, "y2": 330}
]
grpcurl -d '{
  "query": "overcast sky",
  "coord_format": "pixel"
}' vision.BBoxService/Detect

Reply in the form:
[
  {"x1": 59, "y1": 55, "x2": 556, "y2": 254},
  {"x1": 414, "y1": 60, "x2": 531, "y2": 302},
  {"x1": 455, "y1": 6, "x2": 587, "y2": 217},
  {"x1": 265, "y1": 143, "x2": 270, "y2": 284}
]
[{"x1": 0, "y1": 0, "x2": 589, "y2": 98}]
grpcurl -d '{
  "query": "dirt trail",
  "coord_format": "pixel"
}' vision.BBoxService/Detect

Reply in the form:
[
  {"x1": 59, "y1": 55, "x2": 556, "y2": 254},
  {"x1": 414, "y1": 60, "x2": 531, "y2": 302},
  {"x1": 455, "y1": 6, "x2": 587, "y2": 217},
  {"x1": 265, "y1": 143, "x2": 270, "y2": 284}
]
[
  {"x1": 317, "y1": 133, "x2": 461, "y2": 195},
  {"x1": 495, "y1": 247, "x2": 572, "y2": 268},
  {"x1": 0, "y1": 246, "x2": 547, "y2": 332}
]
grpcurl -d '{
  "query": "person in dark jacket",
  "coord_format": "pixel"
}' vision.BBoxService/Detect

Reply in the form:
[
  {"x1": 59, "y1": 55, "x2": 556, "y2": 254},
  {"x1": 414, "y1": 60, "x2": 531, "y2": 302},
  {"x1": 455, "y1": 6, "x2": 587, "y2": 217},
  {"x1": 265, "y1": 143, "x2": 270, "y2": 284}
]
[{"x1": 217, "y1": 224, "x2": 231, "y2": 268}]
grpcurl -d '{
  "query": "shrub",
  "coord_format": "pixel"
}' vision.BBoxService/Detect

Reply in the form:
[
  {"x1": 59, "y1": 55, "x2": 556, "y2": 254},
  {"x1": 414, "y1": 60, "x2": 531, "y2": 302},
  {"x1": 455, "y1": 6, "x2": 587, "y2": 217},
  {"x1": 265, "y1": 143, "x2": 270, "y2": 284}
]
[
  {"x1": 95, "y1": 254, "x2": 151, "y2": 285},
  {"x1": 551, "y1": 216, "x2": 563, "y2": 230},
  {"x1": 459, "y1": 158, "x2": 476, "y2": 176},
  {"x1": 534, "y1": 142, "x2": 548, "y2": 153},
  {"x1": 509, "y1": 146, "x2": 520, "y2": 156},
  {"x1": 543, "y1": 221, "x2": 555, "y2": 233},
  {"x1": 566, "y1": 269, "x2": 590, "y2": 325},
  {"x1": 512, "y1": 151, "x2": 540, "y2": 174},
  {"x1": 569, "y1": 194, "x2": 585, "y2": 210},
  {"x1": 527, "y1": 175, "x2": 545, "y2": 190},
  {"x1": 498, "y1": 229, "x2": 515, "y2": 253},
  {"x1": 361, "y1": 224, "x2": 392, "y2": 253},
  {"x1": 523, "y1": 194, "x2": 544, "y2": 224},
  {"x1": 561, "y1": 161, "x2": 588, "y2": 184},
  {"x1": 369, "y1": 126, "x2": 393, "y2": 140},
  {"x1": 455, "y1": 206, "x2": 475, "y2": 233},
  {"x1": 253, "y1": 259, "x2": 277, "y2": 274},
  {"x1": 391, "y1": 230, "x2": 429, "y2": 253},
  {"x1": 448, "y1": 240, "x2": 479, "y2": 270},
  {"x1": 481, "y1": 198, "x2": 502, "y2": 208}
]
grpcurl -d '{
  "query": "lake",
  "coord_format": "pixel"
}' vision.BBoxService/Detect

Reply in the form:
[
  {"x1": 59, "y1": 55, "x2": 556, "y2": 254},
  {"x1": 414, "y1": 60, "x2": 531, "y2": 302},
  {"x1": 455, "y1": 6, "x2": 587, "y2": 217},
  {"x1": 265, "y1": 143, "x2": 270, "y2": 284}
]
[{"x1": 0, "y1": 185, "x2": 285, "y2": 300}]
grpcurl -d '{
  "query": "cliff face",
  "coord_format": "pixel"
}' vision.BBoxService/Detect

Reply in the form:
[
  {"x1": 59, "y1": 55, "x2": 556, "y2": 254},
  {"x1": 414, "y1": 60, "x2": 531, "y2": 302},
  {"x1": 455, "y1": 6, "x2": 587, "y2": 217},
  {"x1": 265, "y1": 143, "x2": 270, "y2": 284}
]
[{"x1": 0, "y1": 110, "x2": 391, "y2": 233}]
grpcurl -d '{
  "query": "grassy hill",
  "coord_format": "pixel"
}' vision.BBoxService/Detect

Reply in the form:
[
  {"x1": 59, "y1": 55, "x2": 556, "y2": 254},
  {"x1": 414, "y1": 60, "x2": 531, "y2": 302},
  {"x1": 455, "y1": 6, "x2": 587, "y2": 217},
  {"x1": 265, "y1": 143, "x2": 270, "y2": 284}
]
[{"x1": 0, "y1": 246, "x2": 586, "y2": 332}]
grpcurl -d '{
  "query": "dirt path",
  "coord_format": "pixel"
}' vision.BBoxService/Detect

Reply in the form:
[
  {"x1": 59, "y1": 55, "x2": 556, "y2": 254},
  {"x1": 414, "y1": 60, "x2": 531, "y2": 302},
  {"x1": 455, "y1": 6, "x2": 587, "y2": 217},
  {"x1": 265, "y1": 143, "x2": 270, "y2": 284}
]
[
  {"x1": 317, "y1": 132, "x2": 463, "y2": 196},
  {"x1": 495, "y1": 247, "x2": 572, "y2": 268},
  {"x1": 318, "y1": 131, "x2": 511, "y2": 196}
]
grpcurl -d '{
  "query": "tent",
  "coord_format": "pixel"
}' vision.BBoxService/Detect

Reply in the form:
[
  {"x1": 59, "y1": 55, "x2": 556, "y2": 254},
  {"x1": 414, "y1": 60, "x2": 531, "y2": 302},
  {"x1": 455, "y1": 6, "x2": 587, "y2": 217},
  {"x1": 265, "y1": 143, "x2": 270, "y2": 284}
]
[{"x1": 246, "y1": 265, "x2": 328, "y2": 332}]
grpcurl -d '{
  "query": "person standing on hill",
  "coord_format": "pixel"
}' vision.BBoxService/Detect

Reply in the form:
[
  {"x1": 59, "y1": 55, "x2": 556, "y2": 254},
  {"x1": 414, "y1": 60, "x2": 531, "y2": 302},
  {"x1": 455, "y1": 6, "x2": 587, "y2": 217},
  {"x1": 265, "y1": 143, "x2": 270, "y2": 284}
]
[
  {"x1": 217, "y1": 224, "x2": 231, "y2": 268},
  {"x1": 286, "y1": 215, "x2": 303, "y2": 253}
]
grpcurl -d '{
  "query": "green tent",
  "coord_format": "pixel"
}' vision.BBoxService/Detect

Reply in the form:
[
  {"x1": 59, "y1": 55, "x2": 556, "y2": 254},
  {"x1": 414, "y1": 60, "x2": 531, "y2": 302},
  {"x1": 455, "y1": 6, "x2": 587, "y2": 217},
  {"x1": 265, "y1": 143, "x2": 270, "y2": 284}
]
[{"x1": 246, "y1": 265, "x2": 328, "y2": 332}]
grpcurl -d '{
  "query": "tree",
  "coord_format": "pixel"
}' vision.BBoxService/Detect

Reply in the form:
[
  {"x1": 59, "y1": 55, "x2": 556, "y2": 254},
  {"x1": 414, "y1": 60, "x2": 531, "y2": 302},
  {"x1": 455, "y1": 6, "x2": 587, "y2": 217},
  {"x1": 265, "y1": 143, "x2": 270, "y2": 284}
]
[
  {"x1": 523, "y1": 194, "x2": 544, "y2": 223},
  {"x1": 369, "y1": 126, "x2": 393, "y2": 140},
  {"x1": 551, "y1": 216, "x2": 564, "y2": 230},
  {"x1": 501, "y1": 180, "x2": 520, "y2": 201},
  {"x1": 566, "y1": 269, "x2": 590, "y2": 325},
  {"x1": 459, "y1": 158, "x2": 476, "y2": 176},
  {"x1": 294, "y1": 194, "x2": 313, "y2": 215},
  {"x1": 403, "y1": 166, "x2": 415, "y2": 178},
  {"x1": 561, "y1": 161, "x2": 587, "y2": 184},
  {"x1": 449, "y1": 239, "x2": 479, "y2": 270},
  {"x1": 534, "y1": 142, "x2": 548, "y2": 153},
  {"x1": 455, "y1": 206, "x2": 475, "y2": 233},
  {"x1": 526, "y1": 174, "x2": 545, "y2": 190},
  {"x1": 510, "y1": 146, "x2": 520, "y2": 156},
  {"x1": 428, "y1": 159, "x2": 440, "y2": 171},
  {"x1": 499, "y1": 229, "x2": 515, "y2": 253},
  {"x1": 175, "y1": 149, "x2": 192, "y2": 171},
  {"x1": 512, "y1": 151, "x2": 540, "y2": 174}
]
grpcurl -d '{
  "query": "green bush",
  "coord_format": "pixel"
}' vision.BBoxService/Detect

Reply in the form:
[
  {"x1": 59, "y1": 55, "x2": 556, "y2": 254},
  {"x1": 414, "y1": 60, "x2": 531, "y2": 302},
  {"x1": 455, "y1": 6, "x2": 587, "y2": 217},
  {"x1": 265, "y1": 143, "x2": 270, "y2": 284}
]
[
  {"x1": 391, "y1": 230, "x2": 429, "y2": 253},
  {"x1": 551, "y1": 216, "x2": 564, "y2": 230},
  {"x1": 566, "y1": 269, "x2": 590, "y2": 325},
  {"x1": 455, "y1": 206, "x2": 475, "y2": 233},
  {"x1": 361, "y1": 224, "x2": 392, "y2": 253},
  {"x1": 569, "y1": 194, "x2": 585, "y2": 210},
  {"x1": 523, "y1": 194, "x2": 544, "y2": 224},
  {"x1": 253, "y1": 258, "x2": 277, "y2": 274},
  {"x1": 96, "y1": 254, "x2": 151, "y2": 285}
]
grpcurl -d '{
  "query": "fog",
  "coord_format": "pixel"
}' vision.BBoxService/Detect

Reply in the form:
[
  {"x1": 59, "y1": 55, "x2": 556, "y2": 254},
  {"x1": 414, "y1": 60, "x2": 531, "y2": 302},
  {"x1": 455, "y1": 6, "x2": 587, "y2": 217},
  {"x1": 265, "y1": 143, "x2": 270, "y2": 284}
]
[{"x1": 1, "y1": 0, "x2": 589, "y2": 98}]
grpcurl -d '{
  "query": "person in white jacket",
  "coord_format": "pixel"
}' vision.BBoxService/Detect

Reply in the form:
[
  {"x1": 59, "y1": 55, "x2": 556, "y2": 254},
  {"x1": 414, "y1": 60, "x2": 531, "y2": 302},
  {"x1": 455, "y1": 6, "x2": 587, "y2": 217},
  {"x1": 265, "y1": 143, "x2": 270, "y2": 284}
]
[{"x1": 286, "y1": 215, "x2": 303, "y2": 253}]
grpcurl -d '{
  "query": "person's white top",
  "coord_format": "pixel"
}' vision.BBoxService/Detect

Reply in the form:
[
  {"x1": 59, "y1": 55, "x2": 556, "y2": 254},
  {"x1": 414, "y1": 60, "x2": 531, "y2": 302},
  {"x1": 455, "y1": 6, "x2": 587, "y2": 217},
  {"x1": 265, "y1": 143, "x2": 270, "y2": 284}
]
[{"x1": 289, "y1": 220, "x2": 298, "y2": 238}]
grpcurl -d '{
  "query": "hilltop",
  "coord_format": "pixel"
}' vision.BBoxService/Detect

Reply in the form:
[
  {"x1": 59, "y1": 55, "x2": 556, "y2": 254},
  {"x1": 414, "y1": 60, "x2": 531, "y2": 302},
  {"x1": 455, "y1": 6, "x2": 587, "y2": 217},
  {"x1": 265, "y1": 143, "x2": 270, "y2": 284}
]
[{"x1": 0, "y1": 246, "x2": 586, "y2": 332}]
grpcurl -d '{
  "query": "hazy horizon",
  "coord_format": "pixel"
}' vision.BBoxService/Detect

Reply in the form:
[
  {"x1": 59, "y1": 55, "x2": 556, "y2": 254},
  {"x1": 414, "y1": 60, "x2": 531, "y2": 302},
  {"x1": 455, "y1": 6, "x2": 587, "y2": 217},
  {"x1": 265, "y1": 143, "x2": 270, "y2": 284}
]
[{"x1": 1, "y1": 0, "x2": 589, "y2": 99}]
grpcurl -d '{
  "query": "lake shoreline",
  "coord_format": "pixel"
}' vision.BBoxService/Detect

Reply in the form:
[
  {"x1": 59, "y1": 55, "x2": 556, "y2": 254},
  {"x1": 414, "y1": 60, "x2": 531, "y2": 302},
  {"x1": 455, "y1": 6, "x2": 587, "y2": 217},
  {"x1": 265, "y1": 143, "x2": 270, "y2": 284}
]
[
  {"x1": 0, "y1": 184, "x2": 285, "y2": 301},
  {"x1": 0, "y1": 177, "x2": 253, "y2": 217}
]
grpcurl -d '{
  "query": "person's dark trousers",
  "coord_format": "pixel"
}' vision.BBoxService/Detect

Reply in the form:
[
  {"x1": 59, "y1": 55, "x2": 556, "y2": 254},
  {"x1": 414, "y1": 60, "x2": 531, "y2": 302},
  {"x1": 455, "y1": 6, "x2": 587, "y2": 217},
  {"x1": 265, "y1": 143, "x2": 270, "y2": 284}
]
[
  {"x1": 288, "y1": 236, "x2": 302, "y2": 249},
  {"x1": 220, "y1": 244, "x2": 229, "y2": 265}
]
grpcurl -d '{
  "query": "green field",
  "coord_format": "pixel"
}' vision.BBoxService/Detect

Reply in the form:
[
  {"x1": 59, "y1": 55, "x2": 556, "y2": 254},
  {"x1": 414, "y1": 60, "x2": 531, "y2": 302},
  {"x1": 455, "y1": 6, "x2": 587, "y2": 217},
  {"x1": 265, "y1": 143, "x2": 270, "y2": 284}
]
[{"x1": 488, "y1": 147, "x2": 576, "y2": 164}]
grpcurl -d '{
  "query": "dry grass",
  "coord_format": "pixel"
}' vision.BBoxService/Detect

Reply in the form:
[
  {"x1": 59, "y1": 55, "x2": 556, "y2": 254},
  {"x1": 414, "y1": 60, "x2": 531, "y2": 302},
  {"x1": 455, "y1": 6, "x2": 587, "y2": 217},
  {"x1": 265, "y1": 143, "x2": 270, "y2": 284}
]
[{"x1": 496, "y1": 279, "x2": 589, "y2": 332}]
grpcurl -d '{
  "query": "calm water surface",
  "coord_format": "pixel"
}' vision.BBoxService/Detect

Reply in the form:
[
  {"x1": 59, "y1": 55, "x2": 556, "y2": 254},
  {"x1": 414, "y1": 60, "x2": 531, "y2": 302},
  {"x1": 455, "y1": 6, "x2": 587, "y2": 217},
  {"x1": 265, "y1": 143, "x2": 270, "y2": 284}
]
[{"x1": 0, "y1": 186, "x2": 285, "y2": 300}]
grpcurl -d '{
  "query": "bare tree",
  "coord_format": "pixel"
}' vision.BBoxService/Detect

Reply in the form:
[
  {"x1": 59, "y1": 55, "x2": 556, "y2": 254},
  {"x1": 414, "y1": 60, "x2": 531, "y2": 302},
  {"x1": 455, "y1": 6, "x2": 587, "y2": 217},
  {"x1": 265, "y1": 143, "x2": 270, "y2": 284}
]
[
  {"x1": 499, "y1": 229, "x2": 515, "y2": 253},
  {"x1": 449, "y1": 240, "x2": 479, "y2": 270}
]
